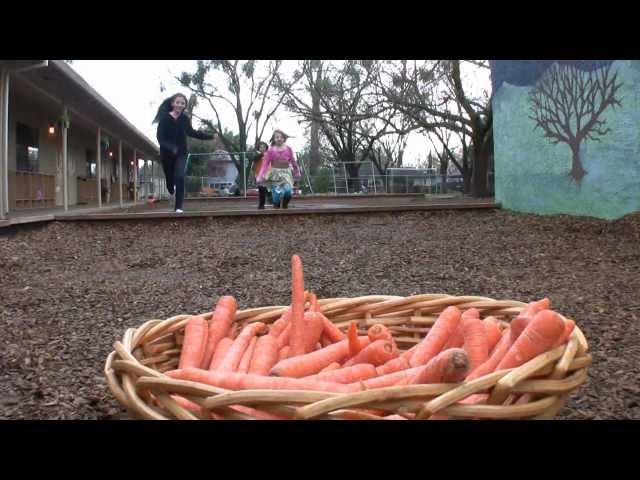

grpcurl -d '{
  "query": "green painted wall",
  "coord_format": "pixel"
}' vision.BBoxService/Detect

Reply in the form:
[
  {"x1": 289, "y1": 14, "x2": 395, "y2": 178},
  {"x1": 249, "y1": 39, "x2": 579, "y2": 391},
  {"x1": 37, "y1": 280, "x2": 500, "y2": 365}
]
[{"x1": 493, "y1": 60, "x2": 640, "y2": 220}]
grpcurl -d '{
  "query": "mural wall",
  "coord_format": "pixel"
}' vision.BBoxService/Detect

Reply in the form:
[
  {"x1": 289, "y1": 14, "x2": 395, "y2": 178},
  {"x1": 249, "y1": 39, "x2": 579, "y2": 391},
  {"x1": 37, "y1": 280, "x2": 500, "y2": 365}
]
[{"x1": 490, "y1": 60, "x2": 640, "y2": 220}]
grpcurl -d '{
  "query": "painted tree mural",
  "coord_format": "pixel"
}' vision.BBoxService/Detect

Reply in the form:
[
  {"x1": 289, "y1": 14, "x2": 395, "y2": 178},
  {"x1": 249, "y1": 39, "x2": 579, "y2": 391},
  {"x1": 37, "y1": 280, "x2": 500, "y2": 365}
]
[{"x1": 528, "y1": 63, "x2": 623, "y2": 183}]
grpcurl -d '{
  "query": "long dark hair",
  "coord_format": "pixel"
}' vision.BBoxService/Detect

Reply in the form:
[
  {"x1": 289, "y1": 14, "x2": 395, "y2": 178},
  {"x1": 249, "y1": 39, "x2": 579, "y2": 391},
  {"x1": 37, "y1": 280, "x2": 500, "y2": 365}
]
[{"x1": 152, "y1": 93, "x2": 188, "y2": 124}]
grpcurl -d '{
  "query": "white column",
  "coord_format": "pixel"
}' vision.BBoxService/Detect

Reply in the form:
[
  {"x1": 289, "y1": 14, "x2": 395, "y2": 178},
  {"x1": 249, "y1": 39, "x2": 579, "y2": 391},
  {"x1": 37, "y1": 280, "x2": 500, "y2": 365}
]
[
  {"x1": 62, "y1": 106, "x2": 69, "y2": 211},
  {"x1": 0, "y1": 67, "x2": 6, "y2": 219},
  {"x1": 133, "y1": 149, "x2": 137, "y2": 203},
  {"x1": 96, "y1": 128, "x2": 102, "y2": 208},
  {"x1": 1, "y1": 69, "x2": 9, "y2": 217},
  {"x1": 118, "y1": 140, "x2": 123, "y2": 207}
]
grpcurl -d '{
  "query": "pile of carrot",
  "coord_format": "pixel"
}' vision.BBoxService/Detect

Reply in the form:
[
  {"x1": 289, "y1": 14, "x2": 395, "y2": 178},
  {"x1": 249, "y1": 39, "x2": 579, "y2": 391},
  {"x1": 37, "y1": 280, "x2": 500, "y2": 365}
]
[{"x1": 164, "y1": 254, "x2": 577, "y2": 419}]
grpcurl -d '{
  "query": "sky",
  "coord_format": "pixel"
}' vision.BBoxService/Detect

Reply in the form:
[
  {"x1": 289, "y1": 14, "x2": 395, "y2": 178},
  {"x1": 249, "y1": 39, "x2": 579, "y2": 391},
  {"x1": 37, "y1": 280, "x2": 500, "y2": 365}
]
[{"x1": 69, "y1": 60, "x2": 491, "y2": 166}]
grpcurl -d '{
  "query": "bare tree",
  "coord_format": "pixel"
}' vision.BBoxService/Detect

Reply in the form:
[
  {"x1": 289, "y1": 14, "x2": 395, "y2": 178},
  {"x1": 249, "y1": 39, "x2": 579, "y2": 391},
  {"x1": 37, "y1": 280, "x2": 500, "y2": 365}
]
[
  {"x1": 177, "y1": 60, "x2": 289, "y2": 189},
  {"x1": 376, "y1": 60, "x2": 492, "y2": 196},
  {"x1": 528, "y1": 62, "x2": 623, "y2": 183}
]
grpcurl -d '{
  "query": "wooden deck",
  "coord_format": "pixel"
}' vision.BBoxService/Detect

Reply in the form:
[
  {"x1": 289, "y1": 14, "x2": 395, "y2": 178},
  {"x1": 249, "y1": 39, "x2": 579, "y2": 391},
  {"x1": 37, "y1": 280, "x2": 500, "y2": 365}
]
[{"x1": 1, "y1": 195, "x2": 499, "y2": 227}]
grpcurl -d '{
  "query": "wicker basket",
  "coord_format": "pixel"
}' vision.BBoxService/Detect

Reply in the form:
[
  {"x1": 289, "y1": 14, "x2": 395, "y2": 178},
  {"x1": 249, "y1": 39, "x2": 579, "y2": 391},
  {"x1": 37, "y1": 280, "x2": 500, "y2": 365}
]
[{"x1": 105, "y1": 294, "x2": 591, "y2": 420}]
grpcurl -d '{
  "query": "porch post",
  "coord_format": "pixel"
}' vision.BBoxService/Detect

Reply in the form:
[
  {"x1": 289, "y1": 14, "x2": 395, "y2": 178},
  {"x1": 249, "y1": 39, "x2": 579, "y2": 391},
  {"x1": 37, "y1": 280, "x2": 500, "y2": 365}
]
[
  {"x1": 133, "y1": 149, "x2": 138, "y2": 203},
  {"x1": 118, "y1": 140, "x2": 123, "y2": 207},
  {"x1": 0, "y1": 67, "x2": 6, "y2": 219},
  {"x1": 62, "y1": 106, "x2": 69, "y2": 211},
  {"x1": 0, "y1": 69, "x2": 9, "y2": 218},
  {"x1": 96, "y1": 127, "x2": 102, "y2": 207}
]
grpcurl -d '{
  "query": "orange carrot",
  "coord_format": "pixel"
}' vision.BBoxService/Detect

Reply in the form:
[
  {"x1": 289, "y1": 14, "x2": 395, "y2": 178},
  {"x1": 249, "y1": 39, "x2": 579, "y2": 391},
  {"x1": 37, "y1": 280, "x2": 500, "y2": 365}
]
[
  {"x1": 309, "y1": 293, "x2": 320, "y2": 313},
  {"x1": 322, "y1": 316, "x2": 346, "y2": 343},
  {"x1": 269, "y1": 318, "x2": 288, "y2": 338},
  {"x1": 461, "y1": 308, "x2": 488, "y2": 372},
  {"x1": 279, "y1": 346, "x2": 290, "y2": 361},
  {"x1": 217, "y1": 322, "x2": 267, "y2": 373},
  {"x1": 307, "y1": 363, "x2": 378, "y2": 384},
  {"x1": 368, "y1": 324, "x2": 393, "y2": 343},
  {"x1": 237, "y1": 336, "x2": 258, "y2": 374},
  {"x1": 496, "y1": 310, "x2": 565, "y2": 370},
  {"x1": 375, "y1": 356, "x2": 411, "y2": 376},
  {"x1": 384, "y1": 414, "x2": 408, "y2": 420},
  {"x1": 170, "y1": 394, "x2": 202, "y2": 414},
  {"x1": 278, "y1": 322, "x2": 292, "y2": 349},
  {"x1": 510, "y1": 298, "x2": 551, "y2": 342},
  {"x1": 320, "y1": 334, "x2": 333, "y2": 348},
  {"x1": 319, "y1": 362, "x2": 341, "y2": 373},
  {"x1": 408, "y1": 348, "x2": 469, "y2": 384},
  {"x1": 442, "y1": 324, "x2": 464, "y2": 349},
  {"x1": 303, "y1": 311, "x2": 325, "y2": 353},
  {"x1": 290, "y1": 255, "x2": 306, "y2": 357},
  {"x1": 248, "y1": 334, "x2": 281, "y2": 376},
  {"x1": 166, "y1": 367, "x2": 357, "y2": 394},
  {"x1": 179, "y1": 316, "x2": 209, "y2": 370},
  {"x1": 208, "y1": 337, "x2": 234, "y2": 370},
  {"x1": 356, "y1": 366, "x2": 424, "y2": 390},
  {"x1": 270, "y1": 336, "x2": 371, "y2": 378},
  {"x1": 410, "y1": 306, "x2": 462, "y2": 367},
  {"x1": 347, "y1": 321, "x2": 361, "y2": 357},
  {"x1": 344, "y1": 339, "x2": 397, "y2": 367},
  {"x1": 483, "y1": 317, "x2": 503, "y2": 352},
  {"x1": 552, "y1": 319, "x2": 576, "y2": 347},
  {"x1": 465, "y1": 329, "x2": 513, "y2": 381},
  {"x1": 201, "y1": 296, "x2": 237, "y2": 369}
]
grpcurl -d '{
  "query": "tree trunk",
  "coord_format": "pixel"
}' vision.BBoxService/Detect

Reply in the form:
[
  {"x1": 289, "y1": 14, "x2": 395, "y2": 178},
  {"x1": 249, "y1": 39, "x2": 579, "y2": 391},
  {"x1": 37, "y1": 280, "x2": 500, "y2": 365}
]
[
  {"x1": 462, "y1": 168, "x2": 472, "y2": 194},
  {"x1": 471, "y1": 142, "x2": 491, "y2": 198},
  {"x1": 569, "y1": 143, "x2": 587, "y2": 183},
  {"x1": 309, "y1": 73, "x2": 321, "y2": 176}
]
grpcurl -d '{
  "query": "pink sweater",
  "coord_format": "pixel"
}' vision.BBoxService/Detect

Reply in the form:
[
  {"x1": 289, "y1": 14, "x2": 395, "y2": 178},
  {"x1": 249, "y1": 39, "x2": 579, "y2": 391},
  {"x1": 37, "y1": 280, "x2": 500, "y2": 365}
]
[{"x1": 256, "y1": 146, "x2": 301, "y2": 182}]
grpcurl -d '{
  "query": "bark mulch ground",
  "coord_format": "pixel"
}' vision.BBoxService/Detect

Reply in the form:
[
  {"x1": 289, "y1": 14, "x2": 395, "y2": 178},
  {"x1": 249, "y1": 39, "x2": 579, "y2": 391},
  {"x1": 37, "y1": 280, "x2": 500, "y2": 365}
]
[{"x1": 1, "y1": 208, "x2": 639, "y2": 419}]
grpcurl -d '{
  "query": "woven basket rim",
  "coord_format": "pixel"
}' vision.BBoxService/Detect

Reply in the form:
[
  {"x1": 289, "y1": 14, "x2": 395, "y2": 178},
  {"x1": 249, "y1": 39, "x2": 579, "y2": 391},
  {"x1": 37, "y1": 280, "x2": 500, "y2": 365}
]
[{"x1": 105, "y1": 294, "x2": 591, "y2": 420}]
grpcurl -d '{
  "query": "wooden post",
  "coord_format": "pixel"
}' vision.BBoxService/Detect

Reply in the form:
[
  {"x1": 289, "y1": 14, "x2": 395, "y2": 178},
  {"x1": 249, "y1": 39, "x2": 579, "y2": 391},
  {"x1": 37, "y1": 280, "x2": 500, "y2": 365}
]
[
  {"x1": 96, "y1": 128, "x2": 102, "y2": 208},
  {"x1": 0, "y1": 67, "x2": 6, "y2": 219},
  {"x1": 133, "y1": 149, "x2": 138, "y2": 203},
  {"x1": 118, "y1": 140, "x2": 123, "y2": 207},
  {"x1": 62, "y1": 106, "x2": 69, "y2": 212},
  {"x1": 0, "y1": 68, "x2": 9, "y2": 218}
]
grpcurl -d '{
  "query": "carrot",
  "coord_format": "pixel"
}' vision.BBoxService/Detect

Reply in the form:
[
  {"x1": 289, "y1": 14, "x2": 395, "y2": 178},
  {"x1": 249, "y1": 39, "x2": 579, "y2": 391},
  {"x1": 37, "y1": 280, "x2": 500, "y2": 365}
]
[
  {"x1": 410, "y1": 306, "x2": 462, "y2": 367},
  {"x1": 552, "y1": 319, "x2": 576, "y2": 347},
  {"x1": 483, "y1": 317, "x2": 503, "y2": 352},
  {"x1": 309, "y1": 293, "x2": 320, "y2": 313},
  {"x1": 408, "y1": 348, "x2": 469, "y2": 384},
  {"x1": 303, "y1": 311, "x2": 325, "y2": 353},
  {"x1": 465, "y1": 329, "x2": 513, "y2": 381},
  {"x1": 375, "y1": 356, "x2": 411, "y2": 376},
  {"x1": 307, "y1": 363, "x2": 378, "y2": 384},
  {"x1": 322, "y1": 316, "x2": 346, "y2": 343},
  {"x1": 201, "y1": 296, "x2": 237, "y2": 369},
  {"x1": 384, "y1": 415, "x2": 408, "y2": 420},
  {"x1": 270, "y1": 336, "x2": 371, "y2": 378},
  {"x1": 319, "y1": 362, "x2": 341, "y2": 373},
  {"x1": 269, "y1": 318, "x2": 288, "y2": 338},
  {"x1": 496, "y1": 309, "x2": 565, "y2": 370},
  {"x1": 217, "y1": 322, "x2": 267, "y2": 373},
  {"x1": 347, "y1": 321, "x2": 361, "y2": 357},
  {"x1": 278, "y1": 322, "x2": 292, "y2": 349},
  {"x1": 368, "y1": 324, "x2": 393, "y2": 343},
  {"x1": 166, "y1": 367, "x2": 357, "y2": 394},
  {"x1": 248, "y1": 334, "x2": 281, "y2": 376},
  {"x1": 320, "y1": 334, "x2": 333, "y2": 348},
  {"x1": 510, "y1": 298, "x2": 551, "y2": 342},
  {"x1": 170, "y1": 394, "x2": 202, "y2": 414},
  {"x1": 356, "y1": 366, "x2": 424, "y2": 390},
  {"x1": 461, "y1": 308, "x2": 488, "y2": 372},
  {"x1": 178, "y1": 316, "x2": 209, "y2": 370},
  {"x1": 344, "y1": 339, "x2": 397, "y2": 367},
  {"x1": 208, "y1": 337, "x2": 234, "y2": 370},
  {"x1": 237, "y1": 336, "x2": 258, "y2": 374},
  {"x1": 279, "y1": 346, "x2": 290, "y2": 361},
  {"x1": 289, "y1": 255, "x2": 306, "y2": 357}
]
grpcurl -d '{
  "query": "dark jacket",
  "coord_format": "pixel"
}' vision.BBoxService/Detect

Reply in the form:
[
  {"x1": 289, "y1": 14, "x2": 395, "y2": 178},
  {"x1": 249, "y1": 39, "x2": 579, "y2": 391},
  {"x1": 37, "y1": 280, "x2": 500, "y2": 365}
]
[{"x1": 156, "y1": 112, "x2": 214, "y2": 157}]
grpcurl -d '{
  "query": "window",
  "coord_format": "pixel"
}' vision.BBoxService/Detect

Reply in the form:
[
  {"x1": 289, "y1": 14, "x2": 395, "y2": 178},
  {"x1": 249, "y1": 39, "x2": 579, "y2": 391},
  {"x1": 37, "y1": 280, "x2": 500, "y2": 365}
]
[
  {"x1": 16, "y1": 123, "x2": 39, "y2": 172},
  {"x1": 86, "y1": 149, "x2": 96, "y2": 179}
]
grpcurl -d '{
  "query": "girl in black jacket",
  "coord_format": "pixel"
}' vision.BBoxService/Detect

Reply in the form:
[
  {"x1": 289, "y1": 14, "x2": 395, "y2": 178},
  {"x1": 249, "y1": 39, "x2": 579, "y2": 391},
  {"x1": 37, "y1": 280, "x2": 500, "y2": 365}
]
[{"x1": 153, "y1": 93, "x2": 215, "y2": 213}]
